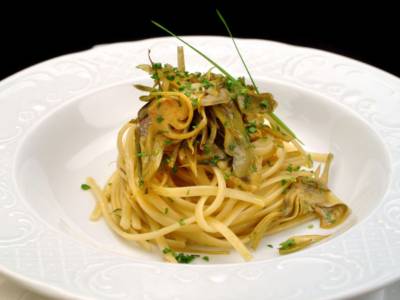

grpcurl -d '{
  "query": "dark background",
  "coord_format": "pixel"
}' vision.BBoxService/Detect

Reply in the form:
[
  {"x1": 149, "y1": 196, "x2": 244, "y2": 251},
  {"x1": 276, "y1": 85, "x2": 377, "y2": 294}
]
[{"x1": 1, "y1": 2, "x2": 398, "y2": 80}]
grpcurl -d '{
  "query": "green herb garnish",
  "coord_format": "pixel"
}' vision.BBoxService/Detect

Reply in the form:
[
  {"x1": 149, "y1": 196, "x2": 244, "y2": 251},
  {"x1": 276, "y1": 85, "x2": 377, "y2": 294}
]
[
  {"x1": 81, "y1": 183, "x2": 91, "y2": 190},
  {"x1": 151, "y1": 20, "x2": 236, "y2": 81},
  {"x1": 156, "y1": 115, "x2": 164, "y2": 123},
  {"x1": 246, "y1": 122, "x2": 257, "y2": 134},
  {"x1": 216, "y1": 9, "x2": 258, "y2": 92},
  {"x1": 163, "y1": 247, "x2": 173, "y2": 254},
  {"x1": 202, "y1": 79, "x2": 213, "y2": 89},
  {"x1": 279, "y1": 238, "x2": 296, "y2": 250},
  {"x1": 210, "y1": 155, "x2": 221, "y2": 166},
  {"x1": 202, "y1": 256, "x2": 210, "y2": 262},
  {"x1": 215, "y1": 9, "x2": 300, "y2": 143},
  {"x1": 151, "y1": 73, "x2": 159, "y2": 80},
  {"x1": 325, "y1": 211, "x2": 335, "y2": 223},
  {"x1": 260, "y1": 100, "x2": 269, "y2": 109},
  {"x1": 175, "y1": 252, "x2": 200, "y2": 264},
  {"x1": 191, "y1": 98, "x2": 199, "y2": 108},
  {"x1": 286, "y1": 164, "x2": 301, "y2": 173},
  {"x1": 152, "y1": 62, "x2": 162, "y2": 69}
]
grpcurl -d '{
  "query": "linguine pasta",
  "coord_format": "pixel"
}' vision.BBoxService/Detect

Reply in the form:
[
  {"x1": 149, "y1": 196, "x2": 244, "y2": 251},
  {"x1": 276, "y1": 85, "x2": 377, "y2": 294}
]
[{"x1": 86, "y1": 47, "x2": 349, "y2": 262}]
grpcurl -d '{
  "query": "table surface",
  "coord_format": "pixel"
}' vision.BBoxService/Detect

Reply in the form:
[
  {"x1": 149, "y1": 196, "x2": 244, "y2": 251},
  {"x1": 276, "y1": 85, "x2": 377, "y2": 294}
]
[{"x1": 0, "y1": 272, "x2": 399, "y2": 300}]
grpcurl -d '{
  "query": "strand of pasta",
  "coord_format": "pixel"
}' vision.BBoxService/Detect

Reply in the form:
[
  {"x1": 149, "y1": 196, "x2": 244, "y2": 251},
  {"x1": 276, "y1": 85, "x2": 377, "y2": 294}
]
[{"x1": 151, "y1": 185, "x2": 264, "y2": 206}]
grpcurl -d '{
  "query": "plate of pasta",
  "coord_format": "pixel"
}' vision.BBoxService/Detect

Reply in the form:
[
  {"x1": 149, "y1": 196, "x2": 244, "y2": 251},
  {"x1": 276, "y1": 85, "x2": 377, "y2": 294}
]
[{"x1": 1, "y1": 22, "x2": 400, "y2": 300}]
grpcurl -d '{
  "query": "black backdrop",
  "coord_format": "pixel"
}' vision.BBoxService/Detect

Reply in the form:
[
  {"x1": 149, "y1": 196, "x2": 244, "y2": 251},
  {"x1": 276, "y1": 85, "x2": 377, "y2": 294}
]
[{"x1": 1, "y1": 2, "x2": 398, "y2": 80}]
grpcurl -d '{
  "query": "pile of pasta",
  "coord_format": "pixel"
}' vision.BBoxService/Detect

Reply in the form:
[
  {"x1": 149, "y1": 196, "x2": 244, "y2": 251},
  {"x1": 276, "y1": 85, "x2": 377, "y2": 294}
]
[{"x1": 87, "y1": 48, "x2": 349, "y2": 262}]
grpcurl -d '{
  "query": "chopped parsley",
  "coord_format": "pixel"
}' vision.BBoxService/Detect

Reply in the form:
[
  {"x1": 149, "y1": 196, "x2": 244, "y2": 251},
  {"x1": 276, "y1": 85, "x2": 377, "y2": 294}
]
[
  {"x1": 164, "y1": 139, "x2": 172, "y2": 145},
  {"x1": 178, "y1": 218, "x2": 186, "y2": 226},
  {"x1": 286, "y1": 164, "x2": 301, "y2": 173},
  {"x1": 307, "y1": 224, "x2": 314, "y2": 229},
  {"x1": 81, "y1": 183, "x2": 91, "y2": 190},
  {"x1": 202, "y1": 79, "x2": 213, "y2": 89},
  {"x1": 191, "y1": 98, "x2": 199, "y2": 108},
  {"x1": 325, "y1": 211, "x2": 335, "y2": 224},
  {"x1": 166, "y1": 75, "x2": 175, "y2": 81},
  {"x1": 279, "y1": 238, "x2": 296, "y2": 250},
  {"x1": 162, "y1": 248, "x2": 199, "y2": 264},
  {"x1": 267, "y1": 244, "x2": 274, "y2": 248},
  {"x1": 175, "y1": 253, "x2": 200, "y2": 264},
  {"x1": 226, "y1": 78, "x2": 235, "y2": 91},
  {"x1": 156, "y1": 115, "x2": 164, "y2": 123},
  {"x1": 137, "y1": 151, "x2": 146, "y2": 157},
  {"x1": 243, "y1": 95, "x2": 251, "y2": 110},
  {"x1": 210, "y1": 155, "x2": 221, "y2": 166},
  {"x1": 152, "y1": 62, "x2": 162, "y2": 69},
  {"x1": 202, "y1": 256, "x2": 210, "y2": 262},
  {"x1": 281, "y1": 179, "x2": 288, "y2": 186},
  {"x1": 246, "y1": 121, "x2": 257, "y2": 134},
  {"x1": 260, "y1": 99, "x2": 269, "y2": 109},
  {"x1": 178, "y1": 85, "x2": 185, "y2": 91},
  {"x1": 162, "y1": 247, "x2": 173, "y2": 254},
  {"x1": 151, "y1": 73, "x2": 159, "y2": 80},
  {"x1": 164, "y1": 207, "x2": 169, "y2": 215}
]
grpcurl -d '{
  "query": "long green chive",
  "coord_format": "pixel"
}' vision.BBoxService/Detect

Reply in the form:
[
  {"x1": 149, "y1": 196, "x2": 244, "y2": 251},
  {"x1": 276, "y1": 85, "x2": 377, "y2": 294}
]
[
  {"x1": 151, "y1": 20, "x2": 236, "y2": 81},
  {"x1": 216, "y1": 9, "x2": 301, "y2": 143},
  {"x1": 216, "y1": 9, "x2": 259, "y2": 93},
  {"x1": 153, "y1": 15, "x2": 300, "y2": 143},
  {"x1": 270, "y1": 112, "x2": 300, "y2": 142}
]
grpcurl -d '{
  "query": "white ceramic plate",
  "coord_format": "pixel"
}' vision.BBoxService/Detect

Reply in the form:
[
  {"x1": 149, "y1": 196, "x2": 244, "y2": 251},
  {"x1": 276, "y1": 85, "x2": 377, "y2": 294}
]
[{"x1": 1, "y1": 36, "x2": 400, "y2": 300}]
